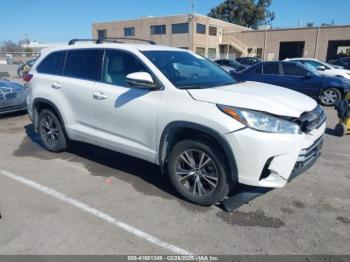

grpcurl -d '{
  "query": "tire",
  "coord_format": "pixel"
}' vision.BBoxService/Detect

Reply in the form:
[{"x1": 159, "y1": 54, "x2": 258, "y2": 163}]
[
  {"x1": 38, "y1": 109, "x2": 67, "y2": 152},
  {"x1": 335, "y1": 123, "x2": 346, "y2": 137},
  {"x1": 319, "y1": 88, "x2": 341, "y2": 106},
  {"x1": 167, "y1": 139, "x2": 231, "y2": 206}
]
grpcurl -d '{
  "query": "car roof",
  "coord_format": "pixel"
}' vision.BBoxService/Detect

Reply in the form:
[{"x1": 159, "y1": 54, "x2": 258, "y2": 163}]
[{"x1": 40, "y1": 43, "x2": 186, "y2": 56}]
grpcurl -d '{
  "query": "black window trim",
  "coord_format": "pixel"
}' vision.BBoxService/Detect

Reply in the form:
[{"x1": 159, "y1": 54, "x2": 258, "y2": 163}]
[
  {"x1": 98, "y1": 48, "x2": 164, "y2": 90},
  {"x1": 36, "y1": 50, "x2": 68, "y2": 77}
]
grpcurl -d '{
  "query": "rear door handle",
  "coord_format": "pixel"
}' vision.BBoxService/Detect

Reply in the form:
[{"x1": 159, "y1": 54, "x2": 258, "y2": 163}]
[
  {"x1": 51, "y1": 82, "x2": 62, "y2": 89},
  {"x1": 93, "y1": 92, "x2": 107, "y2": 100}
]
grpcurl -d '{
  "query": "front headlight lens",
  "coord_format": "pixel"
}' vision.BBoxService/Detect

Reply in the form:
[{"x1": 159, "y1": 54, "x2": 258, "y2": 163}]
[{"x1": 218, "y1": 105, "x2": 301, "y2": 134}]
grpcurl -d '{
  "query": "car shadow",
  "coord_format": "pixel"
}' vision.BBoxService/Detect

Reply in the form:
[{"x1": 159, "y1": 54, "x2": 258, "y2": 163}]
[
  {"x1": 20, "y1": 123, "x2": 252, "y2": 213},
  {"x1": 21, "y1": 124, "x2": 220, "y2": 213},
  {"x1": 115, "y1": 88, "x2": 149, "y2": 108},
  {"x1": 0, "y1": 110, "x2": 27, "y2": 119}
]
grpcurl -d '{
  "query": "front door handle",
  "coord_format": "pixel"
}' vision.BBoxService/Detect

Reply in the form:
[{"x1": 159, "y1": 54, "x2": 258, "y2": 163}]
[
  {"x1": 51, "y1": 82, "x2": 62, "y2": 89},
  {"x1": 93, "y1": 92, "x2": 107, "y2": 100}
]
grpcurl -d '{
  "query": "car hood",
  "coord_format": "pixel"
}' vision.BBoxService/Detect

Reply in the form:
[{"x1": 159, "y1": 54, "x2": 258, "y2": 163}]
[{"x1": 187, "y1": 81, "x2": 318, "y2": 117}]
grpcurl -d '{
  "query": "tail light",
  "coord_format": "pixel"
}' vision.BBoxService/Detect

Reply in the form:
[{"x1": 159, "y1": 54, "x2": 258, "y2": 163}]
[{"x1": 23, "y1": 74, "x2": 33, "y2": 82}]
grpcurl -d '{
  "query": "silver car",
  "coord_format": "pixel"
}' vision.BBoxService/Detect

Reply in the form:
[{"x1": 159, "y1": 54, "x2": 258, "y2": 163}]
[{"x1": 0, "y1": 80, "x2": 27, "y2": 115}]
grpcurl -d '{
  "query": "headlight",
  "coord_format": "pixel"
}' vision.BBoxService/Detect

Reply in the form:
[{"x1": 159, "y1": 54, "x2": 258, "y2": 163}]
[{"x1": 218, "y1": 105, "x2": 301, "y2": 134}]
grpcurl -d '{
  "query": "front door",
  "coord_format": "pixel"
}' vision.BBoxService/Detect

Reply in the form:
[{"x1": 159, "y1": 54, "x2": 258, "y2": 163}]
[
  {"x1": 281, "y1": 62, "x2": 320, "y2": 98},
  {"x1": 92, "y1": 49, "x2": 161, "y2": 162}
]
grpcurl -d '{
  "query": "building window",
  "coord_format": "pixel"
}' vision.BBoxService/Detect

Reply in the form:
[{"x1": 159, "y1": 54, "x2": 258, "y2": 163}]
[
  {"x1": 150, "y1": 25, "x2": 166, "y2": 35},
  {"x1": 196, "y1": 23, "x2": 206, "y2": 34},
  {"x1": 124, "y1": 27, "x2": 135, "y2": 37},
  {"x1": 97, "y1": 29, "x2": 107, "y2": 39},
  {"x1": 209, "y1": 26, "x2": 217, "y2": 36},
  {"x1": 208, "y1": 48, "x2": 217, "y2": 59},
  {"x1": 196, "y1": 47, "x2": 206, "y2": 57},
  {"x1": 172, "y1": 23, "x2": 189, "y2": 34}
]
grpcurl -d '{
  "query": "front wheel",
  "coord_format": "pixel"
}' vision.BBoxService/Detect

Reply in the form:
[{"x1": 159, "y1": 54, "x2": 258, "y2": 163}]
[
  {"x1": 319, "y1": 88, "x2": 341, "y2": 106},
  {"x1": 167, "y1": 139, "x2": 230, "y2": 206}
]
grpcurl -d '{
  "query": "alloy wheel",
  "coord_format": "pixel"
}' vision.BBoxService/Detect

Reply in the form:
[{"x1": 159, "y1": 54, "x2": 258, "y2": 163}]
[
  {"x1": 176, "y1": 149, "x2": 219, "y2": 196},
  {"x1": 39, "y1": 114, "x2": 59, "y2": 147},
  {"x1": 320, "y1": 89, "x2": 339, "y2": 105}
]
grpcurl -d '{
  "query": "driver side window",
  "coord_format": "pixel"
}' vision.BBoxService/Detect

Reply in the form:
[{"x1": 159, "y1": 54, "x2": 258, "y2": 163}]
[{"x1": 102, "y1": 50, "x2": 150, "y2": 87}]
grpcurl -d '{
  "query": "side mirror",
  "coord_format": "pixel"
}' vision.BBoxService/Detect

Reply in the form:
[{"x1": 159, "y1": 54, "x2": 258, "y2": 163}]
[
  {"x1": 126, "y1": 72, "x2": 159, "y2": 89},
  {"x1": 317, "y1": 66, "x2": 326, "y2": 71}
]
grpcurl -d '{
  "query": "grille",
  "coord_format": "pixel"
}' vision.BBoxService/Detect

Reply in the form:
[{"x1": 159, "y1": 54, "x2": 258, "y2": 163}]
[
  {"x1": 297, "y1": 105, "x2": 326, "y2": 132},
  {"x1": 296, "y1": 137, "x2": 323, "y2": 164}
]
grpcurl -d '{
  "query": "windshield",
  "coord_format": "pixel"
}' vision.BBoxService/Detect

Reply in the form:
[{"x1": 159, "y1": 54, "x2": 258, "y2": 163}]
[{"x1": 142, "y1": 51, "x2": 236, "y2": 89}]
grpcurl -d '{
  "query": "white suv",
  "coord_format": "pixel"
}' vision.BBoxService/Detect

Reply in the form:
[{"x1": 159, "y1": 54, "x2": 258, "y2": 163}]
[{"x1": 26, "y1": 39, "x2": 326, "y2": 206}]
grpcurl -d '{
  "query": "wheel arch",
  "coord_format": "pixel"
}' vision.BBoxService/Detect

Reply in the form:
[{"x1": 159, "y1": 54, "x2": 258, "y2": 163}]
[
  {"x1": 158, "y1": 121, "x2": 238, "y2": 183},
  {"x1": 32, "y1": 98, "x2": 66, "y2": 134}
]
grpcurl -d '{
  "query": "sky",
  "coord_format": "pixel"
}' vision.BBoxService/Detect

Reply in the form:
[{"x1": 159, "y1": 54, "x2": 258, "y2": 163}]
[{"x1": 0, "y1": 0, "x2": 349, "y2": 43}]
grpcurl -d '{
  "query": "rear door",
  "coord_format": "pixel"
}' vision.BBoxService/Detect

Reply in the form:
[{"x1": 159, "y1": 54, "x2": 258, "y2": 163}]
[
  {"x1": 281, "y1": 62, "x2": 320, "y2": 98},
  {"x1": 61, "y1": 49, "x2": 104, "y2": 141}
]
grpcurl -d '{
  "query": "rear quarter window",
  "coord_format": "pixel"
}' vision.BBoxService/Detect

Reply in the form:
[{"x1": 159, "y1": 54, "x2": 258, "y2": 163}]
[{"x1": 36, "y1": 51, "x2": 66, "y2": 75}]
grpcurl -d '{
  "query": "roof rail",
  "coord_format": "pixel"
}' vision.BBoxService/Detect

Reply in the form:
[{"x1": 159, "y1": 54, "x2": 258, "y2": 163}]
[
  {"x1": 99, "y1": 37, "x2": 156, "y2": 45},
  {"x1": 68, "y1": 37, "x2": 156, "y2": 45},
  {"x1": 68, "y1": 39, "x2": 99, "y2": 45}
]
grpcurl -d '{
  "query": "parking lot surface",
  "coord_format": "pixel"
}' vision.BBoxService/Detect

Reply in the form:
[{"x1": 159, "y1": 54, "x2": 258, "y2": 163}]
[{"x1": 0, "y1": 107, "x2": 349, "y2": 255}]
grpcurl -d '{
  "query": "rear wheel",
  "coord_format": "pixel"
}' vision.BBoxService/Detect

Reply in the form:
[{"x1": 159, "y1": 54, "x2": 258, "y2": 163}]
[
  {"x1": 167, "y1": 139, "x2": 230, "y2": 206},
  {"x1": 38, "y1": 109, "x2": 67, "y2": 152},
  {"x1": 319, "y1": 88, "x2": 341, "y2": 106}
]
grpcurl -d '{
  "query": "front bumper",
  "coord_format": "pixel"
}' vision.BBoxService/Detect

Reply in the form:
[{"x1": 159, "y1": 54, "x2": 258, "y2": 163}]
[{"x1": 225, "y1": 122, "x2": 326, "y2": 188}]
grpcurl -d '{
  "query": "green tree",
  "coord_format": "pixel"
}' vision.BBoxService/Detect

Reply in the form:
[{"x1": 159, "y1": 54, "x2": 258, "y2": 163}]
[{"x1": 208, "y1": 0, "x2": 275, "y2": 29}]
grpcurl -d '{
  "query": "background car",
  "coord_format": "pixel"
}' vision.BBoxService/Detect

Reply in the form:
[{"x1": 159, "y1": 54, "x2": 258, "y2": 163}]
[
  {"x1": 215, "y1": 59, "x2": 247, "y2": 72},
  {"x1": 286, "y1": 58, "x2": 350, "y2": 79},
  {"x1": 17, "y1": 59, "x2": 36, "y2": 77},
  {"x1": 232, "y1": 61, "x2": 350, "y2": 106},
  {"x1": 236, "y1": 56, "x2": 262, "y2": 66},
  {"x1": 328, "y1": 57, "x2": 350, "y2": 70},
  {"x1": 0, "y1": 80, "x2": 28, "y2": 115}
]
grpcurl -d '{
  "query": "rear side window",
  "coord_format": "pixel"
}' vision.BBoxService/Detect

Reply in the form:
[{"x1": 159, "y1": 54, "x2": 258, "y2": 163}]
[
  {"x1": 64, "y1": 49, "x2": 103, "y2": 81},
  {"x1": 283, "y1": 63, "x2": 307, "y2": 76},
  {"x1": 263, "y1": 63, "x2": 279, "y2": 75},
  {"x1": 37, "y1": 51, "x2": 66, "y2": 75}
]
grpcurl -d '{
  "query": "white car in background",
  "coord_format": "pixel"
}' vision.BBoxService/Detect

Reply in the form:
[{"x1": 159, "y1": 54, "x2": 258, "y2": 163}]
[{"x1": 286, "y1": 58, "x2": 350, "y2": 79}]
